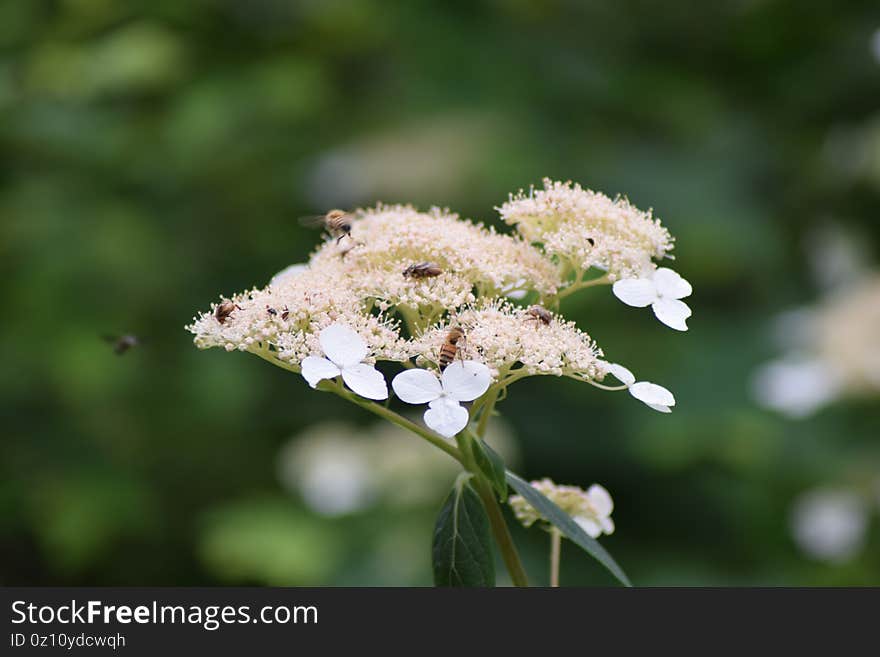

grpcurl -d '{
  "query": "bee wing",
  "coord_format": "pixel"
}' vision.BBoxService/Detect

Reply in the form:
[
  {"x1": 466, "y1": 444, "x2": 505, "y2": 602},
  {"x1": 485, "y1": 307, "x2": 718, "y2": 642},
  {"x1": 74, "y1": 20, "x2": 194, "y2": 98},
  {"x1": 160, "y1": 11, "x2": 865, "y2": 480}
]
[{"x1": 297, "y1": 214, "x2": 327, "y2": 229}]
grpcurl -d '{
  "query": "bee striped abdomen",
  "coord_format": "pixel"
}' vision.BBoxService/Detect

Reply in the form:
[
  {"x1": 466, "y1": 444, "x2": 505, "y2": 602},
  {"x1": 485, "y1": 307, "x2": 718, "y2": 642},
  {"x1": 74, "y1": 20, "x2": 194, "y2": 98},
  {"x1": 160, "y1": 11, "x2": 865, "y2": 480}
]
[{"x1": 439, "y1": 327, "x2": 465, "y2": 371}]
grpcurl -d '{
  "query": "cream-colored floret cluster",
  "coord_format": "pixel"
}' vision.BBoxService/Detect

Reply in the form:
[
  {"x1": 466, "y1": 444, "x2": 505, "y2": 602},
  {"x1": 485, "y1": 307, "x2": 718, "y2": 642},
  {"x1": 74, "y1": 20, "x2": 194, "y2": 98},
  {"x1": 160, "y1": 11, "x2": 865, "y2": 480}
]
[
  {"x1": 410, "y1": 300, "x2": 603, "y2": 379},
  {"x1": 509, "y1": 478, "x2": 602, "y2": 528},
  {"x1": 310, "y1": 204, "x2": 560, "y2": 314},
  {"x1": 187, "y1": 263, "x2": 408, "y2": 366},
  {"x1": 497, "y1": 178, "x2": 674, "y2": 281}
]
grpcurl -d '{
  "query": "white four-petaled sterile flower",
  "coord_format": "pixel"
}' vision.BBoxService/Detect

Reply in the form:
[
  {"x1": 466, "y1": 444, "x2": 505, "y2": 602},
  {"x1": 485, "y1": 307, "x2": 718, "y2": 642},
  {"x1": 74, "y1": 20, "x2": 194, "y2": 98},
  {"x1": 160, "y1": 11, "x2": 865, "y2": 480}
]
[
  {"x1": 574, "y1": 484, "x2": 616, "y2": 538},
  {"x1": 612, "y1": 267, "x2": 693, "y2": 331},
  {"x1": 604, "y1": 362, "x2": 676, "y2": 413},
  {"x1": 392, "y1": 361, "x2": 492, "y2": 438},
  {"x1": 300, "y1": 324, "x2": 389, "y2": 400}
]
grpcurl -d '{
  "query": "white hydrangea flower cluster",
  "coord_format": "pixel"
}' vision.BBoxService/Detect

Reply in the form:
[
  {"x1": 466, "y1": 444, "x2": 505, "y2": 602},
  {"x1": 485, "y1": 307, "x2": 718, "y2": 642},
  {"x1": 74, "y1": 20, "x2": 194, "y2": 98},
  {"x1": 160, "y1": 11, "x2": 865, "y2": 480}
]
[
  {"x1": 188, "y1": 180, "x2": 690, "y2": 431},
  {"x1": 189, "y1": 181, "x2": 692, "y2": 577},
  {"x1": 509, "y1": 478, "x2": 615, "y2": 538},
  {"x1": 497, "y1": 178, "x2": 674, "y2": 282}
]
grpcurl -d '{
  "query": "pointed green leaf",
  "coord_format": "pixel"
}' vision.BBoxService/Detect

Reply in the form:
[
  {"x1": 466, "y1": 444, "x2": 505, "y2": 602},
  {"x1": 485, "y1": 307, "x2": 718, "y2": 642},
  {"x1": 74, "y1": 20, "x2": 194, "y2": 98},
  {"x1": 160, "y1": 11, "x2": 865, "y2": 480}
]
[
  {"x1": 472, "y1": 439, "x2": 508, "y2": 501},
  {"x1": 432, "y1": 474, "x2": 495, "y2": 587},
  {"x1": 506, "y1": 471, "x2": 631, "y2": 587}
]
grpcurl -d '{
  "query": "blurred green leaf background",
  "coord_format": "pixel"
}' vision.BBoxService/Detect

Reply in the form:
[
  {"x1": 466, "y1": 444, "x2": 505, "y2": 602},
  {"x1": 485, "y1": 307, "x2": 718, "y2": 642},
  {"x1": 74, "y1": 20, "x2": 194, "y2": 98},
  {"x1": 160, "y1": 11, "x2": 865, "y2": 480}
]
[{"x1": 2, "y1": 0, "x2": 879, "y2": 586}]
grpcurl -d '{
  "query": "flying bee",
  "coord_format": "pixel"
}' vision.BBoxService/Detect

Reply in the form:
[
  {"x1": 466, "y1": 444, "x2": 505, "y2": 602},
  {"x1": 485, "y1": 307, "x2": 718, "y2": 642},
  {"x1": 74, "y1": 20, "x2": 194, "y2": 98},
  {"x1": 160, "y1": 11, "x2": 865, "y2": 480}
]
[
  {"x1": 525, "y1": 304, "x2": 552, "y2": 326},
  {"x1": 214, "y1": 299, "x2": 240, "y2": 324},
  {"x1": 402, "y1": 262, "x2": 443, "y2": 279},
  {"x1": 299, "y1": 209, "x2": 353, "y2": 243},
  {"x1": 103, "y1": 334, "x2": 141, "y2": 355},
  {"x1": 439, "y1": 326, "x2": 466, "y2": 371}
]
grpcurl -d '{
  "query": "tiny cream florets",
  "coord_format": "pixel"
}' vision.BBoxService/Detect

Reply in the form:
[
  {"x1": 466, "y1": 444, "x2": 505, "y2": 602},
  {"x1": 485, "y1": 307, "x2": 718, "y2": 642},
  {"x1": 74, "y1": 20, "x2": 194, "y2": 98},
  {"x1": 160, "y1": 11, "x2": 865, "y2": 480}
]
[
  {"x1": 410, "y1": 300, "x2": 603, "y2": 379},
  {"x1": 497, "y1": 178, "x2": 674, "y2": 281},
  {"x1": 186, "y1": 262, "x2": 408, "y2": 366},
  {"x1": 309, "y1": 204, "x2": 560, "y2": 315}
]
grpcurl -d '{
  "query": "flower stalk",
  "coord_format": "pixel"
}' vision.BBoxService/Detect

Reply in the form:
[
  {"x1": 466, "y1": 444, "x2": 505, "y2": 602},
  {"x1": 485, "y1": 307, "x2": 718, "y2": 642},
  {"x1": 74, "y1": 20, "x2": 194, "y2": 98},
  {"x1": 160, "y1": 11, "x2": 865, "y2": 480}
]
[
  {"x1": 550, "y1": 528, "x2": 562, "y2": 587},
  {"x1": 456, "y1": 431, "x2": 529, "y2": 587}
]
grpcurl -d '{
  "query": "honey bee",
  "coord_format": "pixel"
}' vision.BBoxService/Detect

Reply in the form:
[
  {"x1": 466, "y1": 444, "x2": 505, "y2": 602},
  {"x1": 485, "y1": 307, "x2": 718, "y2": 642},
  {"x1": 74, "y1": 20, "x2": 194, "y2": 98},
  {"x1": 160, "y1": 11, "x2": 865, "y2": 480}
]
[
  {"x1": 103, "y1": 334, "x2": 141, "y2": 355},
  {"x1": 525, "y1": 304, "x2": 552, "y2": 326},
  {"x1": 214, "y1": 299, "x2": 240, "y2": 324},
  {"x1": 439, "y1": 326, "x2": 466, "y2": 371},
  {"x1": 299, "y1": 209, "x2": 353, "y2": 243},
  {"x1": 402, "y1": 262, "x2": 443, "y2": 278}
]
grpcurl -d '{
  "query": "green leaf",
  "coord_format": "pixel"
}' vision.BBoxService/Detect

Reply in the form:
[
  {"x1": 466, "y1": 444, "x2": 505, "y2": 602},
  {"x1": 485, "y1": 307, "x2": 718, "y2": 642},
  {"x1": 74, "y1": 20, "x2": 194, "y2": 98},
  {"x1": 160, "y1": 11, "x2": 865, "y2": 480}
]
[
  {"x1": 432, "y1": 474, "x2": 496, "y2": 587},
  {"x1": 506, "y1": 471, "x2": 632, "y2": 587},
  {"x1": 472, "y1": 439, "x2": 508, "y2": 501}
]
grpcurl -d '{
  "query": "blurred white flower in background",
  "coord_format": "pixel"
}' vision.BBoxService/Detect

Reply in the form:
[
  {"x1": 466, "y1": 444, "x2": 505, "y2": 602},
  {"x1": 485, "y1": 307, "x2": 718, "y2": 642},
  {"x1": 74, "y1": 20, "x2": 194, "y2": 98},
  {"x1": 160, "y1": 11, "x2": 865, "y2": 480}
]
[
  {"x1": 753, "y1": 269, "x2": 880, "y2": 418},
  {"x1": 278, "y1": 419, "x2": 519, "y2": 517},
  {"x1": 790, "y1": 488, "x2": 869, "y2": 563},
  {"x1": 752, "y1": 358, "x2": 841, "y2": 419},
  {"x1": 278, "y1": 428, "x2": 377, "y2": 516}
]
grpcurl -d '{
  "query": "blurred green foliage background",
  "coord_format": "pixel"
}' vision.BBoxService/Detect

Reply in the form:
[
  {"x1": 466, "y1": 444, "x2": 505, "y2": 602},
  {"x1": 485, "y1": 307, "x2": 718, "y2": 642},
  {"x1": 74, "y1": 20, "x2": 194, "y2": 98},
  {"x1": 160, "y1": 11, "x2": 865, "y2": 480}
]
[{"x1": 2, "y1": 0, "x2": 879, "y2": 586}]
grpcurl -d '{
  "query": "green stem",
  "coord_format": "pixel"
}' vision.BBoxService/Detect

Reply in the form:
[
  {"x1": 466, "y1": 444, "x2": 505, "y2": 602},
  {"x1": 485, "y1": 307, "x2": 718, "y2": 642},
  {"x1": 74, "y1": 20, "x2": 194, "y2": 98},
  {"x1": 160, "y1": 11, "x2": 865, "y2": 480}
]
[
  {"x1": 457, "y1": 432, "x2": 529, "y2": 587},
  {"x1": 476, "y1": 386, "x2": 500, "y2": 438},
  {"x1": 331, "y1": 383, "x2": 462, "y2": 462},
  {"x1": 556, "y1": 273, "x2": 611, "y2": 301},
  {"x1": 550, "y1": 528, "x2": 562, "y2": 587}
]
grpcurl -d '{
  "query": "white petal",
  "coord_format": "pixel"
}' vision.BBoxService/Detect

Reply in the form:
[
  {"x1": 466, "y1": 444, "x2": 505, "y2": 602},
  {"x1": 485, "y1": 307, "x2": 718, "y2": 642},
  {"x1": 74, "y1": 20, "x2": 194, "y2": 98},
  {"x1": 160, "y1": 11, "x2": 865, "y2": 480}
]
[
  {"x1": 653, "y1": 267, "x2": 692, "y2": 299},
  {"x1": 604, "y1": 362, "x2": 635, "y2": 386},
  {"x1": 612, "y1": 278, "x2": 658, "y2": 307},
  {"x1": 424, "y1": 397, "x2": 469, "y2": 438},
  {"x1": 441, "y1": 360, "x2": 492, "y2": 402},
  {"x1": 645, "y1": 403, "x2": 672, "y2": 413},
  {"x1": 300, "y1": 356, "x2": 341, "y2": 388},
  {"x1": 629, "y1": 381, "x2": 675, "y2": 410},
  {"x1": 574, "y1": 516, "x2": 602, "y2": 538},
  {"x1": 319, "y1": 323, "x2": 368, "y2": 367},
  {"x1": 652, "y1": 298, "x2": 692, "y2": 331},
  {"x1": 270, "y1": 263, "x2": 308, "y2": 288},
  {"x1": 341, "y1": 363, "x2": 388, "y2": 400},
  {"x1": 587, "y1": 484, "x2": 614, "y2": 516},
  {"x1": 391, "y1": 369, "x2": 443, "y2": 404},
  {"x1": 599, "y1": 517, "x2": 615, "y2": 535}
]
